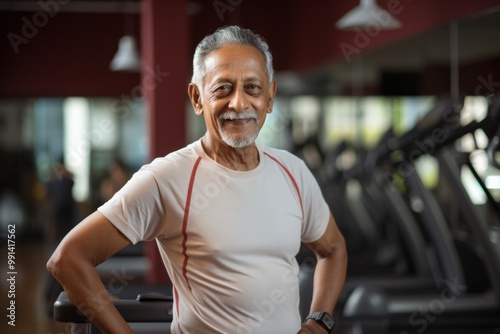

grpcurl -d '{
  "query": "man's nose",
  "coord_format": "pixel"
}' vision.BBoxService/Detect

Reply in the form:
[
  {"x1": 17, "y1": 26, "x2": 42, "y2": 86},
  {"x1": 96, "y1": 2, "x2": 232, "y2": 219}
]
[{"x1": 228, "y1": 87, "x2": 250, "y2": 112}]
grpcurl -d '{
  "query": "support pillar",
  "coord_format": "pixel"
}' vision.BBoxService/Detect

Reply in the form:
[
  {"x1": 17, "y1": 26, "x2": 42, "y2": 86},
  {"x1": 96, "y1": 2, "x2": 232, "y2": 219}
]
[{"x1": 141, "y1": 0, "x2": 190, "y2": 284}]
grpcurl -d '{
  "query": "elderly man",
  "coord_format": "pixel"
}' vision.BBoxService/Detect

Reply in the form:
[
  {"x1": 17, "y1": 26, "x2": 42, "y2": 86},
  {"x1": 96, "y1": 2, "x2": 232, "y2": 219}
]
[{"x1": 47, "y1": 25, "x2": 347, "y2": 334}]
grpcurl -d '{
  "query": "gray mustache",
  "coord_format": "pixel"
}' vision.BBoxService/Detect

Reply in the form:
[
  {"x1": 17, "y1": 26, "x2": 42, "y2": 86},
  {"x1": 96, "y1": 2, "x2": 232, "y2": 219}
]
[{"x1": 220, "y1": 111, "x2": 258, "y2": 121}]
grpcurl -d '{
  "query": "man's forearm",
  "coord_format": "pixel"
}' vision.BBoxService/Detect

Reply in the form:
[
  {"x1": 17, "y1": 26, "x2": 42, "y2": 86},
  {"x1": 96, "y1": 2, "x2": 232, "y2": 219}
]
[
  {"x1": 298, "y1": 245, "x2": 347, "y2": 334},
  {"x1": 47, "y1": 251, "x2": 133, "y2": 333},
  {"x1": 47, "y1": 211, "x2": 134, "y2": 333},
  {"x1": 306, "y1": 214, "x2": 348, "y2": 315},
  {"x1": 309, "y1": 247, "x2": 347, "y2": 314}
]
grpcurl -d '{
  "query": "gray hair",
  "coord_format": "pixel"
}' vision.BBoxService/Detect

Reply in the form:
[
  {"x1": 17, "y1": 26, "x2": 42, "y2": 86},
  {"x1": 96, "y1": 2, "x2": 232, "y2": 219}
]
[{"x1": 191, "y1": 25, "x2": 274, "y2": 89}]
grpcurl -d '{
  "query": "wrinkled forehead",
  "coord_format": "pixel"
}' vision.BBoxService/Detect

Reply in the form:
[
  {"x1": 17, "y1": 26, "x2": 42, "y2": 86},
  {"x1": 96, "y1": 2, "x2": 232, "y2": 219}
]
[{"x1": 203, "y1": 44, "x2": 268, "y2": 78}]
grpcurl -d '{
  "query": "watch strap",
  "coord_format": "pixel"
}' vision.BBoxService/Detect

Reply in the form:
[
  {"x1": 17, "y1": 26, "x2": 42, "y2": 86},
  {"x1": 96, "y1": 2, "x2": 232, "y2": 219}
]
[{"x1": 305, "y1": 311, "x2": 335, "y2": 332}]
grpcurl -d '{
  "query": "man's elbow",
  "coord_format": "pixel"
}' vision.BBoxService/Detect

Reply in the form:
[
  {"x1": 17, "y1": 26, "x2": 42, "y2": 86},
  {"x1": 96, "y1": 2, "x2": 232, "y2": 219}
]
[
  {"x1": 46, "y1": 249, "x2": 64, "y2": 281},
  {"x1": 46, "y1": 243, "x2": 77, "y2": 283}
]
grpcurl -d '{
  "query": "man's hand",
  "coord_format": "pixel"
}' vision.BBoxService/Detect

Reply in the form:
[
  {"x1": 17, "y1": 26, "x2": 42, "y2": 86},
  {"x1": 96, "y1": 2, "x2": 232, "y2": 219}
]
[{"x1": 297, "y1": 320, "x2": 329, "y2": 333}]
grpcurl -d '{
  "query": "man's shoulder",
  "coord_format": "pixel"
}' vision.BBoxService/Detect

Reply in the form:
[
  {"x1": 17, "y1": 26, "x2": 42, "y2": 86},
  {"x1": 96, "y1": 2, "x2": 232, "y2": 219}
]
[
  {"x1": 261, "y1": 145, "x2": 305, "y2": 167},
  {"x1": 143, "y1": 142, "x2": 199, "y2": 174}
]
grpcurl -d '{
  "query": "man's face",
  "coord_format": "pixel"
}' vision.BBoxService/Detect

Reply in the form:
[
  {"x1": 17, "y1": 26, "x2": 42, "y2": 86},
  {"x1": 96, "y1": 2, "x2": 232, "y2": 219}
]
[{"x1": 190, "y1": 44, "x2": 276, "y2": 149}]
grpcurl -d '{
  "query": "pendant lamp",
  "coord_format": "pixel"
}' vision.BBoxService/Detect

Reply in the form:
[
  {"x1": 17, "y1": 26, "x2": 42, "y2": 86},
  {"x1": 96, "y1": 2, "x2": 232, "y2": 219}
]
[
  {"x1": 110, "y1": 1, "x2": 141, "y2": 73},
  {"x1": 336, "y1": 0, "x2": 402, "y2": 30},
  {"x1": 110, "y1": 35, "x2": 141, "y2": 72}
]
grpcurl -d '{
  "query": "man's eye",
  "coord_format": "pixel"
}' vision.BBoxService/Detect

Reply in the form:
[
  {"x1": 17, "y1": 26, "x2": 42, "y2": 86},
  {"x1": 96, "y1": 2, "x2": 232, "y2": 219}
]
[
  {"x1": 213, "y1": 85, "x2": 231, "y2": 97},
  {"x1": 216, "y1": 85, "x2": 231, "y2": 91},
  {"x1": 246, "y1": 85, "x2": 261, "y2": 94}
]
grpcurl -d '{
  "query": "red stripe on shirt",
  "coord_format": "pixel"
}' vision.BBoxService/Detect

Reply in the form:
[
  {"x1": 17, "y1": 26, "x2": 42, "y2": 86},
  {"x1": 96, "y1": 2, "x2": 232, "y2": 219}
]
[
  {"x1": 264, "y1": 152, "x2": 304, "y2": 220},
  {"x1": 181, "y1": 156, "x2": 202, "y2": 291}
]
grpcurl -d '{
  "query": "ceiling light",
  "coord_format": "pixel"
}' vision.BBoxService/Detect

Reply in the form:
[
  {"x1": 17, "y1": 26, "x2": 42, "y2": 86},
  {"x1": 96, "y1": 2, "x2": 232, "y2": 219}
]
[
  {"x1": 110, "y1": 35, "x2": 141, "y2": 72},
  {"x1": 336, "y1": 0, "x2": 402, "y2": 30}
]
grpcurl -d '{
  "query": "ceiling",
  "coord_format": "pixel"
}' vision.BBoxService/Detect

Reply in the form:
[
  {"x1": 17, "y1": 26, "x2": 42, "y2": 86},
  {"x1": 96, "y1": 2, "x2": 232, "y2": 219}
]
[
  {"x1": 1, "y1": 0, "x2": 500, "y2": 97},
  {"x1": 343, "y1": 9, "x2": 500, "y2": 75},
  {"x1": 0, "y1": 0, "x2": 142, "y2": 13},
  {"x1": 280, "y1": 6, "x2": 500, "y2": 95}
]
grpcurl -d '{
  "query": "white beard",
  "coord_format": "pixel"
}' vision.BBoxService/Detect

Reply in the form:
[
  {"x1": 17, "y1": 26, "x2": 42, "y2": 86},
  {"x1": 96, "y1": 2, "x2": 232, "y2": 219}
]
[{"x1": 219, "y1": 111, "x2": 260, "y2": 148}]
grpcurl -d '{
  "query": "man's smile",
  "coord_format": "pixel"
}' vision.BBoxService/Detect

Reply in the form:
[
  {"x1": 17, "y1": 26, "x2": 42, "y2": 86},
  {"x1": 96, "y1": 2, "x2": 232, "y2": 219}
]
[{"x1": 220, "y1": 111, "x2": 258, "y2": 126}]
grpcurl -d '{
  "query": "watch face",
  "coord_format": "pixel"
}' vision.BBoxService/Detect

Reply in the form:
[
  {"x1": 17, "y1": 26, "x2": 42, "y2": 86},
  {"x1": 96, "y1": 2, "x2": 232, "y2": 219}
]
[{"x1": 321, "y1": 313, "x2": 335, "y2": 329}]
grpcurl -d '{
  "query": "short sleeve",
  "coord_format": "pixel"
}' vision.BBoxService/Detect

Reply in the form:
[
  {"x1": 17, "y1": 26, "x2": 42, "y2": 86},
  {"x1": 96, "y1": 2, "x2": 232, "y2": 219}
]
[
  {"x1": 98, "y1": 169, "x2": 166, "y2": 244},
  {"x1": 299, "y1": 162, "x2": 330, "y2": 243}
]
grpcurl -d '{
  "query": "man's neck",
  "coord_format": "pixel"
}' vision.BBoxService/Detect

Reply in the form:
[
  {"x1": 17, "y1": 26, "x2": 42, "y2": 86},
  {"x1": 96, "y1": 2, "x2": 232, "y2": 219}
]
[{"x1": 201, "y1": 135, "x2": 260, "y2": 171}]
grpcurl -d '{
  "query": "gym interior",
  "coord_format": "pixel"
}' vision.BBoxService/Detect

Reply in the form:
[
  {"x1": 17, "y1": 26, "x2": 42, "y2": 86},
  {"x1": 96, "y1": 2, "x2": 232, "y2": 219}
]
[{"x1": 1, "y1": 0, "x2": 500, "y2": 333}]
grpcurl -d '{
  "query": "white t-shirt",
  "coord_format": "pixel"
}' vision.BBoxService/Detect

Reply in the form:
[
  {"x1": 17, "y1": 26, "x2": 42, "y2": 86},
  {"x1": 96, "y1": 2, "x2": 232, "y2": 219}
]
[{"x1": 98, "y1": 140, "x2": 330, "y2": 334}]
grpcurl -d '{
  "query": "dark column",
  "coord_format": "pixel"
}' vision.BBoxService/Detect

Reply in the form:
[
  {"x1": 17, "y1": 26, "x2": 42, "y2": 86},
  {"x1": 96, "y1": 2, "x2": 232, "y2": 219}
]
[{"x1": 141, "y1": 0, "x2": 190, "y2": 284}]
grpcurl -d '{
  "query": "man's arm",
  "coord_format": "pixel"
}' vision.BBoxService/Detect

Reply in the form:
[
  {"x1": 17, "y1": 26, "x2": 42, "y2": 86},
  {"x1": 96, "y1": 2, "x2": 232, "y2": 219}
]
[
  {"x1": 46, "y1": 211, "x2": 133, "y2": 334},
  {"x1": 299, "y1": 212, "x2": 348, "y2": 333}
]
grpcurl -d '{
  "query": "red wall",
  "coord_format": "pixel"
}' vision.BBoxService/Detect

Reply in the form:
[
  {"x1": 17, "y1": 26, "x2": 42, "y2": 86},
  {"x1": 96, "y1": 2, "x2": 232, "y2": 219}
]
[
  {"x1": 0, "y1": 11, "x2": 141, "y2": 97},
  {"x1": 1, "y1": 0, "x2": 499, "y2": 97},
  {"x1": 284, "y1": 0, "x2": 500, "y2": 72}
]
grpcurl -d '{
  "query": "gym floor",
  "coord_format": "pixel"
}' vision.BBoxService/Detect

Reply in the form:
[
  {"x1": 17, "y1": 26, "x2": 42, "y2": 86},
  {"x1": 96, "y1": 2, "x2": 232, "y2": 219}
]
[{"x1": 1, "y1": 239, "x2": 67, "y2": 334}]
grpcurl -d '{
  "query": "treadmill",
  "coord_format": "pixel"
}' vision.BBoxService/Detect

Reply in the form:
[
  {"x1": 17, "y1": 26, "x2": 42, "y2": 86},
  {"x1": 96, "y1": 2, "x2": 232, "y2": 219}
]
[
  {"x1": 342, "y1": 93, "x2": 500, "y2": 333},
  {"x1": 331, "y1": 97, "x2": 469, "y2": 302}
]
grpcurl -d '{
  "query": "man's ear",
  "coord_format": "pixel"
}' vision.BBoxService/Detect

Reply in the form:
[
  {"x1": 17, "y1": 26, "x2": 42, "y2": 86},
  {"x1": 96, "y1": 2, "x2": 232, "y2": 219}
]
[
  {"x1": 188, "y1": 83, "x2": 203, "y2": 115},
  {"x1": 266, "y1": 80, "x2": 277, "y2": 114}
]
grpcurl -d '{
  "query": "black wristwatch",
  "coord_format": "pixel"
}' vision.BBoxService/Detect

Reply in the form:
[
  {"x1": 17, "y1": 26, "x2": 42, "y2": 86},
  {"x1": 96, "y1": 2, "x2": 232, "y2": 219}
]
[{"x1": 305, "y1": 312, "x2": 335, "y2": 333}]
